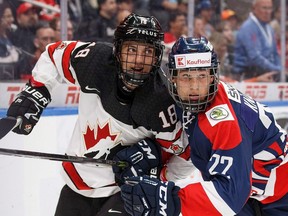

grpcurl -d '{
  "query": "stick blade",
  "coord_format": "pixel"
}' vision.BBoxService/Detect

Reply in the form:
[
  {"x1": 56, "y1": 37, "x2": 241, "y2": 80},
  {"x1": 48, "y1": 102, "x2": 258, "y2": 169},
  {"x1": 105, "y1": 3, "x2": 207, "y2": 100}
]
[{"x1": 0, "y1": 117, "x2": 17, "y2": 140}]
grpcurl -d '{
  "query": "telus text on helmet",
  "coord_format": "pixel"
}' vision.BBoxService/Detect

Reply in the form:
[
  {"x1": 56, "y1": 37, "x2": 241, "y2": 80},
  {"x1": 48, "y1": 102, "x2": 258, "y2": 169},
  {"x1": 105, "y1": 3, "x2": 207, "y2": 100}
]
[{"x1": 126, "y1": 28, "x2": 157, "y2": 37}]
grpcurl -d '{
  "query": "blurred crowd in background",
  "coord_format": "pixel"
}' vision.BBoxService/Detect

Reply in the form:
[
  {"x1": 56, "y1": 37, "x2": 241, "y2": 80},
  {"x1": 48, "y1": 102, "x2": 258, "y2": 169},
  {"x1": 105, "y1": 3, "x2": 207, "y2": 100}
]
[{"x1": 0, "y1": 0, "x2": 287, "y2": 82}]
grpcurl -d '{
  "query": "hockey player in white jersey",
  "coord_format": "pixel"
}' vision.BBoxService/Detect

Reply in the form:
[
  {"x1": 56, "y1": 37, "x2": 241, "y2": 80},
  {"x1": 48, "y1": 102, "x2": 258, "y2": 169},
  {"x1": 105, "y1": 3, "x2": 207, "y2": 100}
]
[{"x1": 6, "y1": 14, "x2": 185, "y2": 216}]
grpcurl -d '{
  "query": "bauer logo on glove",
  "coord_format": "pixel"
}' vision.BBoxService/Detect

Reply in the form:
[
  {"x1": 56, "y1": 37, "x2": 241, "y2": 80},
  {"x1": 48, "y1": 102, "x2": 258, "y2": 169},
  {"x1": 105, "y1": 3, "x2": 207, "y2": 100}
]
[{"x1": 23, "y1": 84, "x2": 50, "y2": 107}]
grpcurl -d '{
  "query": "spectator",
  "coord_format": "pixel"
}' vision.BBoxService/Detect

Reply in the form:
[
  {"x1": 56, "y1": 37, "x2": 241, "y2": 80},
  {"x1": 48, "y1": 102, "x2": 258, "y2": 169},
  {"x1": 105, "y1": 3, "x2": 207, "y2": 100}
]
[
  {"x1": 221, "y1": 9, "x2": 240, "y2": 37},
  {"x1": 34, "y1": 24, "x2": 55, "y2": 65},
  {"x1": 193, "y1": 16, "x2": 206, "y2": 38},
  {"x1": 217, "y1": 20, "x2": 235, "y2": 46},
  {"x1": 195, "y1": 0, "x2": 214, "y2": 38},
  {"x1": 84, "y1": 0, "x2": 118, "y2": 42},
  {"x1": 49, "y1": 17, "x2": 74, "y2": 41},
  {"x1": 209, "y1": 31, "x2": 234, "y2": 82},
  {"x1": 10, "y1": 2, "x2": 40, "y2": 55},
  {"x1": 6, "y1": 0, "x2": 21, "y2": 18},
  {"x1": 162, "y1": 12, "x2": 187, "y2": 66},
  {"x1": 116, "y1": 9, "x2": 131, "y2": 25},
  {"x1": 21, "y1": 24, "x2": 56, "y2": 81},
  {"x1": 0, "y1": 2, "x2": 18, "y2": 80},
  {"x1": 284, "y1": 21, "x2": 288, "y2": 81},
  {"x1": 149, "y1": 0, "x2": 178, "y2": 31},
  {"x1": 233, "y1": 0, "x2": 281, "y2": 82},
  {"x1": 164, "y1": 12, "x2": 187, "y2": 45},
  {"x1": 37, "y1": 0, "x2": 60, "y2": 22},
  {"x1": 73, "y1": 1, "x2": 98, "y2": 40},
  {"x1": 270, "y1": 5, "x2": 281, "y2": 54},
  {"x1": 116, "y1": 0, "x2": 133, "y2": 25},
  {"x1": 0, "y1": 2, "x2": 28, "y2": 80},
  {"x1": 67, "y1": 0, "x2": 82, "y2": 26},
  {"x1": 117, "y1": 0, "x2": 133, "y2": 12},
  {"x1": 177, "y1": 0, "x2": 188, "y2": 15},
  {"x1": 216, "y1": 21, "x2": 236, "y2": 78},
  {"x1": 133, "y1": 0, "x2": 149, "y2": 10},
  {"x1": 133, "y1": 0, "x2": 150, "y2": 16}
]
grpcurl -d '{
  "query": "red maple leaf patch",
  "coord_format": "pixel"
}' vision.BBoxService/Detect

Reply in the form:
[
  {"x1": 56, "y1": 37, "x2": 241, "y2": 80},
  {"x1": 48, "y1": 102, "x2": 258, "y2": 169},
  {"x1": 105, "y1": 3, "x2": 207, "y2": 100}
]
[{"x1": 83, "y1": 122, "x2": 117, "y2": 150}]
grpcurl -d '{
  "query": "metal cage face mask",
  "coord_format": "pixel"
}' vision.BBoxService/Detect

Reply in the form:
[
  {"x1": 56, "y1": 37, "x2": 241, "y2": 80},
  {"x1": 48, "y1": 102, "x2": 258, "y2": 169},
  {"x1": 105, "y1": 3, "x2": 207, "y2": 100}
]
[
  {"x1": 117, "y1": 40, "x2": 162, "y2": 87},
  {"x1": 166, "y1": 36, "x2": 219, "y2": 113},
  {"x1": 114, "y1": 13, "x2": 164, "y2": 87},
  {"x1": 167, "y1": 67, "x2": 219, "y2": 113}
]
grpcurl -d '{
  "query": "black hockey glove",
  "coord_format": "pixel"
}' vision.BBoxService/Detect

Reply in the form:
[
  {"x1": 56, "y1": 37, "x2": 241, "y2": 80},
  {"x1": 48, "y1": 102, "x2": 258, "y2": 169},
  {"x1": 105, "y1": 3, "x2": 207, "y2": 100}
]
[
  {"x1": 121, "y1": 176, "x2": 181, "y2": 216},
  {"x1": 112, "y1": 138, "x2": 162, "y2": 185},
  {"x1": 7, "y1": 81, "x2": 51, "y2": 135}
]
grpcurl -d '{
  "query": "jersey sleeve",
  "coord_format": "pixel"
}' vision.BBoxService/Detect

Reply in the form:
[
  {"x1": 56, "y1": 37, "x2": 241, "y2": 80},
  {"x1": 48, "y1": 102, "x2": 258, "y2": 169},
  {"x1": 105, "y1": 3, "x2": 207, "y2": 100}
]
[
  {"x1": 31, "y1": 41, "x2": 92, "y2": 92},
  {"x1": 178, "y1": 118, "x2": 252, "y2": 216}
]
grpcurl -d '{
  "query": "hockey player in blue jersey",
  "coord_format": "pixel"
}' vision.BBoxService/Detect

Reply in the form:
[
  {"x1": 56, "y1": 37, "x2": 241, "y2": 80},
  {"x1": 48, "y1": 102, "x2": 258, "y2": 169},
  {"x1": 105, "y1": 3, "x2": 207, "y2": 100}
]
[{"x1": 119, "y1": 36, "x2": 288, "y2": 216}]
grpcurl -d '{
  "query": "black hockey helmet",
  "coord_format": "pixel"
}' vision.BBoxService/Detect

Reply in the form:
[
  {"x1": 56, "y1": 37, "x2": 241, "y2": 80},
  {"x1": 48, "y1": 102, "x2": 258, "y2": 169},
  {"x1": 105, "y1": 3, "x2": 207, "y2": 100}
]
[
  {"x1": 165, "y1": 36, "x2": 219, "y2": 113},
  {"x1": 114, "y1": 13, "x2": 164, "y2": 87}
]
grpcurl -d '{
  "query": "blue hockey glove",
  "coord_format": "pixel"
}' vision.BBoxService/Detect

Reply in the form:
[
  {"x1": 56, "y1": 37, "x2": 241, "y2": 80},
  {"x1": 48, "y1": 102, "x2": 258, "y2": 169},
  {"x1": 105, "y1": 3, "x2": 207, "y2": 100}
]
[
  {"x1": 112, "y1": 138, "x2": 161, "y2": 184},
  {"x1": 7, "y1": 81, "x2": 51, "y2": 135},
  {"x1": 121, "y1": 176, "x2": 181, "y2": 216}
]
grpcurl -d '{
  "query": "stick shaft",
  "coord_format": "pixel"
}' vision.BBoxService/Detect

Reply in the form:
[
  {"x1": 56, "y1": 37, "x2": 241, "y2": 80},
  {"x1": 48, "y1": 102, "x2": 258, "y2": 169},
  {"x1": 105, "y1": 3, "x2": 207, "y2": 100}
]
[
  {"x1": 0, "y1": 148, "x2": 128, "y2": 167},
  {"x1": 0, "y1": 117, "x2": 21, "y2": 140}
]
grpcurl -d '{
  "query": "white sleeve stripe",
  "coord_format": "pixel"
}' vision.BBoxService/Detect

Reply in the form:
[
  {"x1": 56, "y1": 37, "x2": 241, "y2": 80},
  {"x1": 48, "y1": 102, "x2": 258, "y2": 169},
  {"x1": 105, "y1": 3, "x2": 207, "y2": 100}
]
[
  {"x1": 252, "y1": 171, "x2": 269, "y2": 180},
  {"x1": 254, "y1": 150, "x2": 275, "y2": 160},
  {"x1": 201, "y1": 181, "x2": 236, "y2": 215},
  {"x1": 253, "y1": 155, "x2": 288, "y2": 201},
  {"x1": 52, "y1": 41, "x2": 87, "y2": 84}
]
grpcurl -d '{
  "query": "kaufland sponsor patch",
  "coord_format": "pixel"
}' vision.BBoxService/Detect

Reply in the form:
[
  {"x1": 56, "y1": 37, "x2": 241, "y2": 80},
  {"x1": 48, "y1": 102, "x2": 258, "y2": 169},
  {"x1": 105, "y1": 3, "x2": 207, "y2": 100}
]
[
  {"x1": 174, "y1": 52, "x2": 212, "y2": 69},
  {"x1": 205, "y1": 104, "x2": 234, "y2": 127}
]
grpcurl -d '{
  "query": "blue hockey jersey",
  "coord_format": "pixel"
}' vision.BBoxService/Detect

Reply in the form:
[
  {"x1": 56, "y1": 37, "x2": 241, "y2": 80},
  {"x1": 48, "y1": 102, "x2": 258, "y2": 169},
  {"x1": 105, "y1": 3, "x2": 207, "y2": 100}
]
[{"x1": 177, "y1": 81, "x2": 288, "y2": 215}]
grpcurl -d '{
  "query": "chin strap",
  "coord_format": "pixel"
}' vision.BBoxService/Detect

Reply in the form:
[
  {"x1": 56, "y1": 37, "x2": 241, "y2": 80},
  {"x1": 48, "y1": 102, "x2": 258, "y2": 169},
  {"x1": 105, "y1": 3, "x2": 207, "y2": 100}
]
[{"x1": 116, "y1": 77, "x2": 135, "y2": 104}]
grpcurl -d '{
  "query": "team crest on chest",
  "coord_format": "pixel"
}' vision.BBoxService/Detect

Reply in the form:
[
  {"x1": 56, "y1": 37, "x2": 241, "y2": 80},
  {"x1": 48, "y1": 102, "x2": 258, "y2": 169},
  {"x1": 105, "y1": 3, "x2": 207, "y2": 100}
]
[{"x1": 83, "y1": 121, "x2": 121, "y2": 159}]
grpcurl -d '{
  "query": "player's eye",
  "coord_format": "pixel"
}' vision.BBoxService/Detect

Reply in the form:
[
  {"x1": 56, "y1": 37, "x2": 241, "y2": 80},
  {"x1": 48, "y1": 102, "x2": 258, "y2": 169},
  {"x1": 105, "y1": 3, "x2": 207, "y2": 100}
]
[{"x1": 145, "y1": 48, "x2": 154, "y2": 56}]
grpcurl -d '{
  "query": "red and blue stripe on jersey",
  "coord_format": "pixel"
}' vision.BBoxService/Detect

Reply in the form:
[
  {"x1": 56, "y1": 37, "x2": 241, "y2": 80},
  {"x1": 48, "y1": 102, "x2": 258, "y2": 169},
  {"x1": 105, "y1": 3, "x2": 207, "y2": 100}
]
[{"x1": 177, "y1": 82, "x2": 287, "y2": 215}]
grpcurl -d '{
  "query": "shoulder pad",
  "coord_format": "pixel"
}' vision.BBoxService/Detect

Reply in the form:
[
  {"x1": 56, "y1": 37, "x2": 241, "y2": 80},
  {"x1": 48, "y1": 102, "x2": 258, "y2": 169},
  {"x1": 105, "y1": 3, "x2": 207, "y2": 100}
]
[{"x1": 71, "y1": 42, "x2": 116, "y2": 89}]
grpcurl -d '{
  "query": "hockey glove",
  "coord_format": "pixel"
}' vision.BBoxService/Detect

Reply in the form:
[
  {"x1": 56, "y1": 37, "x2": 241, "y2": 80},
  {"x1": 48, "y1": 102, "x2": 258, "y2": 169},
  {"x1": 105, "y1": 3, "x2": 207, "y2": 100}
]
[
  {"x1": 121, "y1": 176, "x2": 181, "y2": 216},
  {"x1": 112, "y1": 138, "x2": 161, "y2": 184},
  {"x1": 7, "y1": 81, "x2": 51, "y2": 135}
]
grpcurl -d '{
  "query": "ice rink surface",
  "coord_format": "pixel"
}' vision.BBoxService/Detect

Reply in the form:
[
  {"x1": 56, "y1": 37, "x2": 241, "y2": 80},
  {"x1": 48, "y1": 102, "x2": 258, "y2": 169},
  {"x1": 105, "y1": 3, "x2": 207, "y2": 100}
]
[{"x1": 0, "y1": 114, "x2": 76, "y2": 216}]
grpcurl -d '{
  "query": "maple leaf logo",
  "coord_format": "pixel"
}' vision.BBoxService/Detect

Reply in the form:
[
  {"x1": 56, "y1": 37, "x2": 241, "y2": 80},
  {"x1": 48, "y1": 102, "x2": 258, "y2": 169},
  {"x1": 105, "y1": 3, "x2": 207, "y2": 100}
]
[{"x1": 83, "y1": 122, "x2": 119, "y2": 159}]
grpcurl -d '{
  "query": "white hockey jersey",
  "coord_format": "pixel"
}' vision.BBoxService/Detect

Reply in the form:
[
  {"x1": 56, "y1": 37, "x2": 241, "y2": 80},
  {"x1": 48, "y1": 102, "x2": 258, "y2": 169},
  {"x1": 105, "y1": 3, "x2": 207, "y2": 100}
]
[{"x1": 31, "y1": 41, "x2": 192, "y2": 198}]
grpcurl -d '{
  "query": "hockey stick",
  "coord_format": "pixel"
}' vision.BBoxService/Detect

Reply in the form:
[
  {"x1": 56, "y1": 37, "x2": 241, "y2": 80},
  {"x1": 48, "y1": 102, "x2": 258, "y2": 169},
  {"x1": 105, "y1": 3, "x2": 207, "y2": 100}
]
[
  {"x1": 0, "y1": 117, "x2": 22, "y2": 140},
  {"x1": 0, "y1": 147, "x2": 128, "y2": 168}
]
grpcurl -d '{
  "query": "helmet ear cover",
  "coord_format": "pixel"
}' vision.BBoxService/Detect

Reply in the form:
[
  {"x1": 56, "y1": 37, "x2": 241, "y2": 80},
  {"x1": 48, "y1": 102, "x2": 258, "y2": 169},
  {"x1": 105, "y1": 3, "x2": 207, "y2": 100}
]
[
  {"x1": 114, "y1": 13, "x2": 164, "y2": 86},
  {"x1": 166, "y1": 36, "x2": 220, "y2": 113}
]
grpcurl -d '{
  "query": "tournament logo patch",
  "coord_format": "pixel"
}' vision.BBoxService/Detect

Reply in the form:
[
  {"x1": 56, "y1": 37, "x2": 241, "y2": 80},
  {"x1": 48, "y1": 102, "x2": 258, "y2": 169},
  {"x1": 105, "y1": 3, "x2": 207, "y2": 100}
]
[
  {"x1": 206, "y1": 104, "x2": 234, "y2": 126},
  {"x1": 170, "y1": 144, "x2": 183, "y2": 154},
  {"x1": 210, "y1": 107, "x2": 229, "y2": 120}
]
